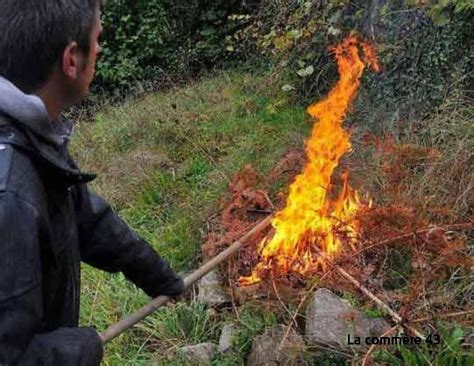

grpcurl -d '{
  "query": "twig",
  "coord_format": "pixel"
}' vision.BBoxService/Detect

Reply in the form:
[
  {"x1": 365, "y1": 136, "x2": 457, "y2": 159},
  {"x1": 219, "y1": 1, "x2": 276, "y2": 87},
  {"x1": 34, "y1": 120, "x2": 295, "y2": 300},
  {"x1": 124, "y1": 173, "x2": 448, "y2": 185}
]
[
  {"x1": 247, "y1": 209, "x2": 273, "y2": 214},
  {"x1": 88, "y1": 279, "x2": 102, "y2": 324},
  {"x1": 271, "y1": 278, "x2": 293, "y2": 322},
  {"x1": 227, "y1": 260, "x2": 241, "y2": 322},
  {"x1": 413, "y1": 310, "x2": 474, "y2": 323},
  {"x1": 278, "y1": 277, "x2": 325, "y2": 351},
  {"x1": 355, "y1": 221, "x2": 474, "y2": 255},
  {"x1": 335, "y1": 266, "x2": 425, "y2": 339},
  {"x1": 262, "y1": 192, "x2": 275, "y2": 210},
  {"x1": 271, "y1": 278, "x2": 301, "y2": 352},
  {"x1": 362, "y1": 325, "x2": 399, "y2": 366}
]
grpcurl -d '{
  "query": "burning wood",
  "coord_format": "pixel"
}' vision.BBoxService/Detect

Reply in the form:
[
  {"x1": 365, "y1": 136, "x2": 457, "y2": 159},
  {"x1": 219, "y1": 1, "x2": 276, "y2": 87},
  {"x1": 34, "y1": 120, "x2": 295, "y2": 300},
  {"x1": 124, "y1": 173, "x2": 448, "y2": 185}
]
[{"x1": 240, "y1": 36, "x2": 380, "y2": 285}]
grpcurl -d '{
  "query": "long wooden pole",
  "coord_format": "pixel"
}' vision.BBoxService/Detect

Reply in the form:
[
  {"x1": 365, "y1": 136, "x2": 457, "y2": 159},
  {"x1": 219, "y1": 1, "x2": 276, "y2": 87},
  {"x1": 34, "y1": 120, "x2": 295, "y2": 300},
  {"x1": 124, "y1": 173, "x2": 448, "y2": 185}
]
[{"x1": 99, "y1": 216, "x2": 273, "y2": 344}]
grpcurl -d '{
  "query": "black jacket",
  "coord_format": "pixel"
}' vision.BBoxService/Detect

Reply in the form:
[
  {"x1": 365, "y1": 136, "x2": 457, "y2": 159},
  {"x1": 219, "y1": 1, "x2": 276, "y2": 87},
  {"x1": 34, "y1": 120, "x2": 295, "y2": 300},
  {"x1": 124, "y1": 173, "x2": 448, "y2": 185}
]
[{"x1": 0, "y1": 113, "x2": 185, "y2": 365}]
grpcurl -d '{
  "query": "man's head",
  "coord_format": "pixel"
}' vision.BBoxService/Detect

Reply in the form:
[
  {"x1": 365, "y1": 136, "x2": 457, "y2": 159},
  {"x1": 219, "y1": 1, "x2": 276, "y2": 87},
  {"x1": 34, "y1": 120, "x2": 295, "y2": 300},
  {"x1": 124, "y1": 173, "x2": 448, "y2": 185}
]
[{"x1": 0, "y1": 0, "x2": 103, "y2": 105}]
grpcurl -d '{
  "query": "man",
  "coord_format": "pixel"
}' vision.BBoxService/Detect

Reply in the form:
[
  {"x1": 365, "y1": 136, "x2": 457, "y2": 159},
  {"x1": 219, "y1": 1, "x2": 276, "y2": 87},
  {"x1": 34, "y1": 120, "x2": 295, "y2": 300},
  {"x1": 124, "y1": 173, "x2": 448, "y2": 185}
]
[{"x1": 0, "y1": 1, "x2": 185, "y2": 364}]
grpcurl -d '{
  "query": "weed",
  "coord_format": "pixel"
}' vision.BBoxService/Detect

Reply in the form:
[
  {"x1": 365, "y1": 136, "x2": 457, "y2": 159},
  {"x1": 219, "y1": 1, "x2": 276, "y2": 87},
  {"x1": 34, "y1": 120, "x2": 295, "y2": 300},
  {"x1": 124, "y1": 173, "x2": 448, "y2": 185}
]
[
  {"x1": 211, "y1": 306, "x2": 279, "y2": 365},
  {"x1": 374, "y1": 324, "x2": 473, "y2": 366}
]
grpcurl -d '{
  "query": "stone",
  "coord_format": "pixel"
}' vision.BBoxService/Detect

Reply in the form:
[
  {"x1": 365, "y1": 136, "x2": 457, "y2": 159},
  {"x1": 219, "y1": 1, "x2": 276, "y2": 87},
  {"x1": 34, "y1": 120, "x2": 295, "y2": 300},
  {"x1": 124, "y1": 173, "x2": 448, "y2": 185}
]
[
  {"x1": 305, "y1": 288, "x2": 390, "y2": 351},
  {"x1": 247, "y1": 325, "x2": 305, "y2": 366},
  {"x1": 178, "y1": 342, "x2": 217, "y2": 365},
  {"x1": 218, "y1": 323, "x2": 237, "y2": 353},
  {"x1": 197, "y1": 270, "x2": 231, "y2": 307}
]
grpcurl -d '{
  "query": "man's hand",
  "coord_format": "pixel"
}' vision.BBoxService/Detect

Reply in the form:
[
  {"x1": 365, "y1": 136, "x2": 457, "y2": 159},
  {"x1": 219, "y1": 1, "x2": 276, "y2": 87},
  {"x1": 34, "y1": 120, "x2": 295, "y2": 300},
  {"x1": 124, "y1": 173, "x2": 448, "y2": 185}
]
[{"x1": 161, "y1": 276, "x2": 186, "y2": 299}]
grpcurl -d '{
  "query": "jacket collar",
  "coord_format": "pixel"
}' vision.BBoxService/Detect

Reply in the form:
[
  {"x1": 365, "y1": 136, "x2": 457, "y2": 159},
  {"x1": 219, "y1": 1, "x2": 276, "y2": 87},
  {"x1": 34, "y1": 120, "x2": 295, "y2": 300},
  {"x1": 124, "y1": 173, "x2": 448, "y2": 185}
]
[
  {"x1": 0, "y1": 77, "x2": 95, "y2": 185},
  {"x1": 0, "y1": 77, "x2": 66, "y2": 146},
  {"x1": 0, "y1": 114, "x2": 96, "y2": 185}
]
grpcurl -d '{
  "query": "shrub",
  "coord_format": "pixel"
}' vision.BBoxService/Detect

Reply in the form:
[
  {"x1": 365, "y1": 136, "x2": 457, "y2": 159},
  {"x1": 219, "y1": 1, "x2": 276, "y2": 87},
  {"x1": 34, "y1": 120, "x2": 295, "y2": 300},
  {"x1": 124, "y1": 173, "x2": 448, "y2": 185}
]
[{"x1": 96, "y1": 0, "x2": 246, "y2": 89}]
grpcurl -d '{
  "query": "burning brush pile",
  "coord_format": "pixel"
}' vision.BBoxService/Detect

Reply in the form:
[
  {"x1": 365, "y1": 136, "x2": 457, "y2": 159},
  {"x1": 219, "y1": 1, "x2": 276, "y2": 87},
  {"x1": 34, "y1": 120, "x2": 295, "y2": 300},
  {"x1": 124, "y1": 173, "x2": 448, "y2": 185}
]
[
  {"x1": 203, "y1": 36, "x2": 473, "y2": 329},
  {"x1": 240, "y1": 36, "x2": 379, "y2": 285}
]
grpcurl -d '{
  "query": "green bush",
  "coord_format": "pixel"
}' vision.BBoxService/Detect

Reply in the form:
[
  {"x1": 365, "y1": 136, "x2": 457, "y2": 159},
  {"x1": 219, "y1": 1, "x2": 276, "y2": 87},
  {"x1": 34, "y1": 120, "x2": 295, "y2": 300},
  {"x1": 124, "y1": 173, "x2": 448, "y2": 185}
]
[
  {"x1": 97, "y1": 0, "x2": 170, "y2": 85},
  {"x1": 96, "y1": 0, "x2": 246, "y2": 88}
]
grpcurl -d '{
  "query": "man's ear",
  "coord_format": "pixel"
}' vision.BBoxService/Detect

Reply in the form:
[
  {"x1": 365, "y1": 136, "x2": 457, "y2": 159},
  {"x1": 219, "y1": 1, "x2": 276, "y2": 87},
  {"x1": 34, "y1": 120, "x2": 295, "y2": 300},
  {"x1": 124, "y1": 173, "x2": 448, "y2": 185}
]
[{"x1": 62, "y1": 42, "x2": 81, "y2": 80}]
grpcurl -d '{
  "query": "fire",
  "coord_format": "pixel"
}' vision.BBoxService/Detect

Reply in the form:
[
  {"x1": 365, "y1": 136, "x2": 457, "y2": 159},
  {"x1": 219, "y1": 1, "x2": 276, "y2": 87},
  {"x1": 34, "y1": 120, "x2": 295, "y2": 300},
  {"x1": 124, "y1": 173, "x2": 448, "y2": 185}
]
[{"x1": 241, "y1": 36, "x2": 379, "y2": 285}]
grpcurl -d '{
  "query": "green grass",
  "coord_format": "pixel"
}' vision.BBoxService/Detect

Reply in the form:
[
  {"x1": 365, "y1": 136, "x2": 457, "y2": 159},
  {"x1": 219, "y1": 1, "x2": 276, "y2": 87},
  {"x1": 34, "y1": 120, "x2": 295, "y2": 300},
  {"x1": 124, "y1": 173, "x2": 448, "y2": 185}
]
[
  {"x1": 72, "y1": 71, "x2": 308, "y2": 364},
  {"x1": 211, "y1": 306, "x2": 279, "y2": 366},
  {"x1": 374, "y1": 325, "x2": 473, "y2": 366}
]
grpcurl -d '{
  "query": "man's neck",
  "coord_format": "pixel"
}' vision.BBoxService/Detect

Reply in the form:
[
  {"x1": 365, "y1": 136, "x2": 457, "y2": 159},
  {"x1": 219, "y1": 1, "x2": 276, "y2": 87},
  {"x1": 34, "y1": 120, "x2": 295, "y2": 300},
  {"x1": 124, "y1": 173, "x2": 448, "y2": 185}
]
[{"x1": 35, "y1": 77, "x2": 68, "y2": 121}]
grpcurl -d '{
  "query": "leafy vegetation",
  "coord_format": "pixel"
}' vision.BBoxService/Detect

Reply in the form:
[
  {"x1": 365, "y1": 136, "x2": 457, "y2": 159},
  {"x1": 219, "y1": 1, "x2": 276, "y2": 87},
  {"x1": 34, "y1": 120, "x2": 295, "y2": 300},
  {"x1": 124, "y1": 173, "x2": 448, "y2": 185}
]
[
  {"x1": 96, "y1": 0, "x2": 472, "y2": 130},
  {"x1": 96, "y1": 0, "x2": 245, "y2": 88}
]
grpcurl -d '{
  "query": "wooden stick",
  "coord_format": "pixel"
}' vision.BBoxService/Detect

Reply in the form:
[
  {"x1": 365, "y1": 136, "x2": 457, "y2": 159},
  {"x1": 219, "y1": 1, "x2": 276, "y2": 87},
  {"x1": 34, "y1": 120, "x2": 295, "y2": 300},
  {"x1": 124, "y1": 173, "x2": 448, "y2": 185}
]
[
  {"x1": 355, "y1": 221, "x2": 474, "y2": 255},
  {"x1": 99, "y1": 215, "x2": 273, "y2": 344},
  {"x1": 362, "y1": 325, "x2": 399, "y2": 366},
  {"x1": 335, "y1": 266, "x2": 425, "y2": 339},
  {"x1": 413, "y1": 310, "x2": 474, "y2": 323}
]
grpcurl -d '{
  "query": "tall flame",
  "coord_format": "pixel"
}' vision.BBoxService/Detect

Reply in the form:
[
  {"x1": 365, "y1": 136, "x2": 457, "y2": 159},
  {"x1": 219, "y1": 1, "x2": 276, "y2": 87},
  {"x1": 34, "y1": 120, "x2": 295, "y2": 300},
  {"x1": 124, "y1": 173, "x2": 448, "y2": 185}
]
[{"x1": 241, "y1": 36, "x2": 379, "y2": 285}]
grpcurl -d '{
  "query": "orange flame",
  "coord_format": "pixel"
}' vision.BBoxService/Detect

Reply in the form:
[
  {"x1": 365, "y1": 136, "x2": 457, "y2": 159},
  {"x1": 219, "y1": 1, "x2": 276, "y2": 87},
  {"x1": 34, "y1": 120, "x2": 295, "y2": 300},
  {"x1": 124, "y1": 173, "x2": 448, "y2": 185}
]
[{"x1": 241, "y1": 36, "x2": 379, "y2": 285}]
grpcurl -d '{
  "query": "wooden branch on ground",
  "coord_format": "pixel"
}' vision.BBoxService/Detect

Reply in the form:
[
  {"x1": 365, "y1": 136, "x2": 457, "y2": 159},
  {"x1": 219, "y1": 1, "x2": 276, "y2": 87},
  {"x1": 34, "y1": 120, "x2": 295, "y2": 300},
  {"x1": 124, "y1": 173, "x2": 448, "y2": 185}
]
[
  {"x1": 413, "y1": 310, "x2": 474, "y2": 323},
  {"x1": 362, "y1": 325, "x2": 400, "y2": 366},
  {"x1": 356, "y1": 221, "x2": 474, "y2": 255},
  {"x1": 335, "y1": 266, "x2": 425, "y2": 339}
]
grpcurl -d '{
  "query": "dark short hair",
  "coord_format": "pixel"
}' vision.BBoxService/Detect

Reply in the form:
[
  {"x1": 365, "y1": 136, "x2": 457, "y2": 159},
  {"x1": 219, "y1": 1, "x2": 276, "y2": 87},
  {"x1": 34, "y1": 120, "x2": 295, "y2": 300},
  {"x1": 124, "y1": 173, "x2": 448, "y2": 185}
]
[{"x1": 0, "y1": 0, "x2": 102, "y2": 92}]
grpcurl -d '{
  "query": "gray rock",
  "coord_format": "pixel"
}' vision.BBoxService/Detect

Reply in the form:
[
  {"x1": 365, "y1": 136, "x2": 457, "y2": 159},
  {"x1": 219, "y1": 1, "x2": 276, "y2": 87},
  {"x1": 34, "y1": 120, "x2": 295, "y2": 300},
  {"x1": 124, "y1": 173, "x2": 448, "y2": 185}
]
[
  {"x1": 178, "y1": 343, "x2": 217, "y2": 365},
  {"x1": 197, "y1": 270, "x2": 231, "y2": 307},
  {"x1": 218, "y1": 323, "x2": 237, "y2": 353},
  {"x1": 247, "y1": 325, "x2": 305, "y2": 366},
  {"x1": 305, "y1": 288, "x2": 390, "y2": 351}
]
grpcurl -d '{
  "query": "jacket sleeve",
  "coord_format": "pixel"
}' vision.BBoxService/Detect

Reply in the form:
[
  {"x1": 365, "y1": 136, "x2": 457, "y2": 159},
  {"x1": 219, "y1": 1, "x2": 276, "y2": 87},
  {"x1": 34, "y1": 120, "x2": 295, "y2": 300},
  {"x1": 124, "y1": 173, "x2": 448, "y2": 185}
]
[
  {"x1": 75, "y1": 186, "x2": 185, "y2": 298},
  {"x1": 0, "y1": 191, "x2": 103, "y2": 365}
]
